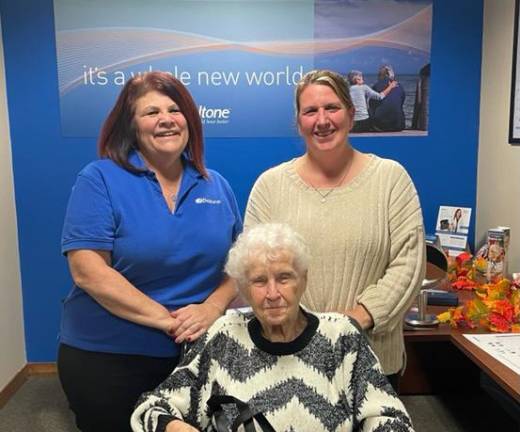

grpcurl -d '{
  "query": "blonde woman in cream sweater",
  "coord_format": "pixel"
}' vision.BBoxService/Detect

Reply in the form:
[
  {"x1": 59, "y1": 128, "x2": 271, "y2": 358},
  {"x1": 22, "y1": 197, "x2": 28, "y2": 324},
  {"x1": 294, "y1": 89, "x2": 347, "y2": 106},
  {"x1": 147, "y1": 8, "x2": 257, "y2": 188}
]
[{"x1": 244, "y1": 69, "x2": 426, "y2": 391}]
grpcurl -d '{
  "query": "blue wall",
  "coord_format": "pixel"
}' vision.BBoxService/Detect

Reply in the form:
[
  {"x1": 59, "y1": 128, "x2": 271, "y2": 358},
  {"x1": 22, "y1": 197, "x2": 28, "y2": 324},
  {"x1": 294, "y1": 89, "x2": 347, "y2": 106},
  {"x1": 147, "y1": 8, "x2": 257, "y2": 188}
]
[{"x1": 0, "y1": 0, "x2": 483, "y2": 361}]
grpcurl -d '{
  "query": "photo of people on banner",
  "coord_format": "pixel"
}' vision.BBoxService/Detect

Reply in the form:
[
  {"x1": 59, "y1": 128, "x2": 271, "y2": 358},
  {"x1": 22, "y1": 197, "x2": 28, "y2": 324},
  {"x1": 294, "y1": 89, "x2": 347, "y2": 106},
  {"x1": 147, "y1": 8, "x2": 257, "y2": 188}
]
[{"x1": 347, "y1": 66, "x2": 402, "y2": 133}]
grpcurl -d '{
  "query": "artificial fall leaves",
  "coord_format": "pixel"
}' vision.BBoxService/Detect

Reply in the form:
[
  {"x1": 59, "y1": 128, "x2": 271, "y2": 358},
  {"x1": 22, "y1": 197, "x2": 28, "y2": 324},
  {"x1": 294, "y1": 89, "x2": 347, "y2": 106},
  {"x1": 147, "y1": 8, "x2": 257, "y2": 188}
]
[{"x1": 438, "y1": 253, "x2": 520, "y2": 332}]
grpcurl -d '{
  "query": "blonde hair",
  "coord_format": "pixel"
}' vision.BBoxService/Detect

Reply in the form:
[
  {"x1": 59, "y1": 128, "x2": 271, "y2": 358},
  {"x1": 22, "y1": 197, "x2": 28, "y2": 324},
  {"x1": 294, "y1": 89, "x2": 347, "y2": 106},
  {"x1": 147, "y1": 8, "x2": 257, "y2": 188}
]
[{"x1": 294, "y1": 69, "x2": 354, "y2": 118}]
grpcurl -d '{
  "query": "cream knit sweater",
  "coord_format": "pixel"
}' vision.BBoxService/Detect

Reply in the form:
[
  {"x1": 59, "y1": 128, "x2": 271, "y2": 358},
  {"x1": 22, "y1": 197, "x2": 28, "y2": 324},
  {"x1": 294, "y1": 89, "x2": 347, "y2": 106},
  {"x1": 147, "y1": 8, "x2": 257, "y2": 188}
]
[{"x1": 244, "y1": 154, "x2": 426, "y2": 374}]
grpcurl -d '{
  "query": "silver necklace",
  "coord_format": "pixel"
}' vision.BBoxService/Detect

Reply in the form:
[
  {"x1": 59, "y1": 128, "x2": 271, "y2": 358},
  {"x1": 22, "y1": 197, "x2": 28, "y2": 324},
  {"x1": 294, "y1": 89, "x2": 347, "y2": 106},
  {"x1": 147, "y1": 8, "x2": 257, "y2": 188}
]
[
  {"x1": 160, "y1": 172, "x2": 183, "y2": 209},
  {"x1": 142, "y1": 153, "x2": 183, "y2": 206},
  {"x1": 161, "y1": 182, "x2": 180, "y2": 199},
  {"x1": 307, "y1": 162, "x2": 351, "y2": 203},
  {"x1": 164, "y1": 186, "x2": 180, "y2": 206}
]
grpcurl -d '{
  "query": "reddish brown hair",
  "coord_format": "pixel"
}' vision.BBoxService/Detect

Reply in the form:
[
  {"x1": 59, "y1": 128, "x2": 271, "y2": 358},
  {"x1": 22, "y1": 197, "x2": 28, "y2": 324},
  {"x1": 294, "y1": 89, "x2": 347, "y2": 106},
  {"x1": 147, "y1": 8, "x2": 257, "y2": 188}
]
[{"x1": 98, "y1": 71, "x2": 207, "y2": 177}]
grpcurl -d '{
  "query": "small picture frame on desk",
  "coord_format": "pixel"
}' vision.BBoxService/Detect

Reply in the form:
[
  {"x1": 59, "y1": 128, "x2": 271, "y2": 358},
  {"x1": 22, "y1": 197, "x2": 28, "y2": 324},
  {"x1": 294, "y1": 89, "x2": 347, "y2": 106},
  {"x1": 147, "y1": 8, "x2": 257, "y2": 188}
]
[{"x1": 509, "y1": 0, "x2": 520, "y2": 144}]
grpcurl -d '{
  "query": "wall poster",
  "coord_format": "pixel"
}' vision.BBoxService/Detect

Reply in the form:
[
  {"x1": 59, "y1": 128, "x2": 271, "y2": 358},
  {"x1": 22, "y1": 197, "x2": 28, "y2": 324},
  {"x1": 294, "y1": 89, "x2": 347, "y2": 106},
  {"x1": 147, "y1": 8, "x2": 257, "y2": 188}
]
[
  {"x1": 53, "y1": 0, "x2": 432, "y2": 138},
  {"x1": 509, "y1": 0, "x2": 520, "y2": 143}
]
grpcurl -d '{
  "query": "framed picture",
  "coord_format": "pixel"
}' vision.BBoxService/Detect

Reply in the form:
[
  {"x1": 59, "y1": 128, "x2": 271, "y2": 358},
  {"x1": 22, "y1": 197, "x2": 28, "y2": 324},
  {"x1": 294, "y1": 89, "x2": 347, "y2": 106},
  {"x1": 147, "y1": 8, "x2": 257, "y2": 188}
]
[{"x1": 509, "y1": 0, "x2": 520, "y2": 143}]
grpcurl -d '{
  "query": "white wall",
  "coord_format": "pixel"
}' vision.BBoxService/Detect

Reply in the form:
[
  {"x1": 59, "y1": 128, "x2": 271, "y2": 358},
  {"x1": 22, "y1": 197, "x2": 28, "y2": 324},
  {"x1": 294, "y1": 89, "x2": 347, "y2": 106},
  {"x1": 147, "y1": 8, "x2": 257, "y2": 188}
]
[
  {"x1": 0, "y1": 17, "x2": 26, "y2": 390},
  {"x1": 477, "y1": 0, "x2": 520, "y2": 270}
]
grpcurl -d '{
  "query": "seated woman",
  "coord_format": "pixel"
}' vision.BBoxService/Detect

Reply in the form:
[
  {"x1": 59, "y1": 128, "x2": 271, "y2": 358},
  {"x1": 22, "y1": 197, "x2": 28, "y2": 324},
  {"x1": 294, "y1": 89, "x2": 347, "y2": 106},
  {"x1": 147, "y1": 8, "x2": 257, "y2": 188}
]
[{"x1": 131, "y1": 223, "x2": 415, "y2": 432}]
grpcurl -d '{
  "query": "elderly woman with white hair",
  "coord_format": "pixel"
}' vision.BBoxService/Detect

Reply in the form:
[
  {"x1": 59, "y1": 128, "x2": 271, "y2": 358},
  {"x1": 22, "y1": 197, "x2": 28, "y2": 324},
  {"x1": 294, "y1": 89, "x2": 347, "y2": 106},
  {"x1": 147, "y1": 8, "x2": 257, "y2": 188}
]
[{"x1": 131, "y1": 223, "x2": 415, "y2": 432}]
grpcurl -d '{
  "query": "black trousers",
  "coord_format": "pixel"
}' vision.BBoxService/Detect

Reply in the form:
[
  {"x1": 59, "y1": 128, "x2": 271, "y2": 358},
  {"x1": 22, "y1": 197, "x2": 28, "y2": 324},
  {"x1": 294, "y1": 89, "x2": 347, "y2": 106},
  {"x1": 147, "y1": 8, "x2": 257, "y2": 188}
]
[{"x1": 58, "y1": 343, "x2": 178, "y2": 432}]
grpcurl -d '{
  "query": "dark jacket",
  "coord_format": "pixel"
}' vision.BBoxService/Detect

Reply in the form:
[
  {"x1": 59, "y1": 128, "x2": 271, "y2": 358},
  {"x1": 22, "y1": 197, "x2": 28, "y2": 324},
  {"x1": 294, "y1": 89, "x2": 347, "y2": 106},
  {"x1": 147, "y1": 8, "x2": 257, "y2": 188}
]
[{"x1": 370, "y1": 78, "x2": 406, "y2": 131}]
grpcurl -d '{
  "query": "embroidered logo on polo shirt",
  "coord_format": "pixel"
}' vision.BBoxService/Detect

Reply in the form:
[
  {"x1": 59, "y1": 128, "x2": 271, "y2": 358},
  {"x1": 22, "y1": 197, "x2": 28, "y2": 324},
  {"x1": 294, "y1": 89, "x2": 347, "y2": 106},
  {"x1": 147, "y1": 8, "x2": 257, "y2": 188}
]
[{"x1": 195, "y1": 197, "x2": 222, "y2": 205}]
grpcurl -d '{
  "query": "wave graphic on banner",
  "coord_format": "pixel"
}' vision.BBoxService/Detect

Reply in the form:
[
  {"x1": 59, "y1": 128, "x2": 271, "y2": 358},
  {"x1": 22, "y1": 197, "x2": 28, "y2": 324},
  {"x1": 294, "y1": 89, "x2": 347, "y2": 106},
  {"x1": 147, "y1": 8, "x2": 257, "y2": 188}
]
[{"x1": 56, "y1": 5, "x2": 431, "y2": 95}]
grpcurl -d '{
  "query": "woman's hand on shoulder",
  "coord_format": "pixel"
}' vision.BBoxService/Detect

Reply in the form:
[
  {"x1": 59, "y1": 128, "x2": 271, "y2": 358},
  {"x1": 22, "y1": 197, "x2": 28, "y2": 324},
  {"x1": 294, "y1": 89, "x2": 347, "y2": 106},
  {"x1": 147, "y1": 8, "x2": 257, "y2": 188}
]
[
  {"x1": 169, "y1": 302, "x2": 224, "y2": 343},
  {"x1": 388, "y1": 80, "x2": 398, "y2": 89},
  {"x1": 165, "y1": 419, "x2": 199, "y2": 432}
]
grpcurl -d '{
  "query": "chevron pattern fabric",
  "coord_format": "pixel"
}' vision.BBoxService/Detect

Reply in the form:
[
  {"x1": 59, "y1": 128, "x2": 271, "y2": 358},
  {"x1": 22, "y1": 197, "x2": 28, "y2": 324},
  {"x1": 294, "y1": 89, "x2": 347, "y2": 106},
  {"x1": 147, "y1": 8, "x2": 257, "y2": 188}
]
[{"x1": 131, "y1": 310, "x2": 414, "y2": 432}]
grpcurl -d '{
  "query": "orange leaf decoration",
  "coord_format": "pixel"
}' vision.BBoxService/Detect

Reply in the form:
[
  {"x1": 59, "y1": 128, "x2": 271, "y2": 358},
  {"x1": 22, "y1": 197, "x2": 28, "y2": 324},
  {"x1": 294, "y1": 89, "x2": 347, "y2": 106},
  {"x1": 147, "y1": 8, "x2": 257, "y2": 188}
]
[
  {"x1": 466, "y1": 297, "x2": 489, "y2": 322},
  {"x1": 452, "y1": 277, "x2": 477, "y2": 290},
  {"x1": 488, "y1": 312, "x2": 511, "y2": 333},
  {"x1": 473, "y1": 257, "x2": 487, "y2": 274},
  {"x1": 456, "y1": 252, "x2": 473, "y2": 267},
  {"x1": 511, "y1": 289, "x2": 520, "y2": 318},
  {"x1": 496, "y1": 278, "x2": 511, "y2": 291},
  {"x1": 437, "y1": 310, "x2": 453, "y2": 324},
  {"x1": 439, "y1": 252, "x2": 519, "y2": 332},
  {"x1": 486, "y1": 300, "x2": 514, "y2": 322}
]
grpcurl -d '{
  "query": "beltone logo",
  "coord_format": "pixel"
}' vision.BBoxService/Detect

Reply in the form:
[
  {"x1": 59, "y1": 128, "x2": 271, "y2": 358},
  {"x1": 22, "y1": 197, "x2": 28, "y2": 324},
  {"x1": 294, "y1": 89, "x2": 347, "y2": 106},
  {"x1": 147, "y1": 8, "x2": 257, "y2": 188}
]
[
  {"x1": 195, "y1": 197, "x2": 222, "y2": 205},
  {"x1": 198, "y1": 105, "x2": 231, "y2": 125}
]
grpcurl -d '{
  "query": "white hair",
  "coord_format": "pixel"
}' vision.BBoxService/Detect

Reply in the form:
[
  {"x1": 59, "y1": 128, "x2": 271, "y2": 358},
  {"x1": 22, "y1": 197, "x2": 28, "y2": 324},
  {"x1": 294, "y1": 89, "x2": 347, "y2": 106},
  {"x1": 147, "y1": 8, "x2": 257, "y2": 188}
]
[
  {"x1": 378, "y1": 64, "x2": 395, "y2": 81},
  {"x1": 225, "y1": 223, "x2": 310, "y2": 289},
  {"x1": 347, "y1": 70, "x2": 363, "y2": 85}
]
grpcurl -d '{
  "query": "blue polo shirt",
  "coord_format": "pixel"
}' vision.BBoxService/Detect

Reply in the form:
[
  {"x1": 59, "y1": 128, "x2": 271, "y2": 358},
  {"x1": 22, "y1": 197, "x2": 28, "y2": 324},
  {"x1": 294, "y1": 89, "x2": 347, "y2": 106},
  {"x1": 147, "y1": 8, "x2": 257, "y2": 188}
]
[{"x1": 60, "y1": 152, "x2": 242, "y2": 357}]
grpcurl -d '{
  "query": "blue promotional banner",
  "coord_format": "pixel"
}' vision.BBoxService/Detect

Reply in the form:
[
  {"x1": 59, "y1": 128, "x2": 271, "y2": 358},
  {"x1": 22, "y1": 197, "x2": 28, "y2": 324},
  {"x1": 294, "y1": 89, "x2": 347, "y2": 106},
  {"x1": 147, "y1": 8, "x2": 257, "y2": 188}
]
[{"x1": 53, "y1": 0, "x2": 432, "y2": 138}]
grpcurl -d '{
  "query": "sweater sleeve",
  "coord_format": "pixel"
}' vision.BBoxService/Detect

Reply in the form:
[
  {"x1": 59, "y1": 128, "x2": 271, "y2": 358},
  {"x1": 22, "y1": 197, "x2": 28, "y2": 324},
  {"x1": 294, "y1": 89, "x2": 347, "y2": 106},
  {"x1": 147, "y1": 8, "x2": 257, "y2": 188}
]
[
  {"x1": 363, "y1": 84, "x2": 384, "y2": 101},
  {"x1": 130, "y1": 337, "x2": 207, "y2": 432},
  {"x1": 349, "y1": 329, "x2": 415, "y2": 432},
  {"x1": 244, "y1": 170, "x2": 274, "y2": 229},
  {"x1": 357, "y1": 164, "x2": 426, "y2": 334}
]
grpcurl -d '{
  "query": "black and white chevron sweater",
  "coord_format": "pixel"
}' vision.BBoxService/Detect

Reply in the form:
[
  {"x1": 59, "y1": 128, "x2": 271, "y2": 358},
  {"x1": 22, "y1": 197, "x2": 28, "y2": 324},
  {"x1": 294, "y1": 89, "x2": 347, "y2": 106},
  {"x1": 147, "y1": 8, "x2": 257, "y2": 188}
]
[{"x1": 131, "y1": 310, "x2": 414, "y2": 432}]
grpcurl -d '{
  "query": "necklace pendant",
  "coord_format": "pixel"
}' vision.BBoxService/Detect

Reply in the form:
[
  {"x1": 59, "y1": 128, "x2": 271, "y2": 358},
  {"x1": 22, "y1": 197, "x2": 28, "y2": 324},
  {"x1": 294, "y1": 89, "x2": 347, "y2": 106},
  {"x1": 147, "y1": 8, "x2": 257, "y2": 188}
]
[{"x1": 321, "y1": 197, "x2": 326, "y2": 203}]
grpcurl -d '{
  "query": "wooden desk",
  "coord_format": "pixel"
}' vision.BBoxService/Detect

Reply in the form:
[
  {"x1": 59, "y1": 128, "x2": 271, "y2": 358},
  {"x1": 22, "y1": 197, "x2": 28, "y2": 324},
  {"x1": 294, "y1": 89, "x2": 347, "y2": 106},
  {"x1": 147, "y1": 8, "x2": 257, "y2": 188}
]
[
  {"x1": 451, "y1": 331, "x2": 520, "y2": 403},
  {"x1": 402, "y1": 290, "x2": 520, "y2": 403}
]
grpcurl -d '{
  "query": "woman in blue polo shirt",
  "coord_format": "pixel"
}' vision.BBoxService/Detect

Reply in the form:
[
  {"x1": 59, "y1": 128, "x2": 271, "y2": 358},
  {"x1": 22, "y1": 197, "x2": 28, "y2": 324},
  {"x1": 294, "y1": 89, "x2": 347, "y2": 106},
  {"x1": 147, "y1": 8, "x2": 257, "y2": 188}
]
[{"x1": 58, "y1": 71, "x2": 242, "y2": 432}]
